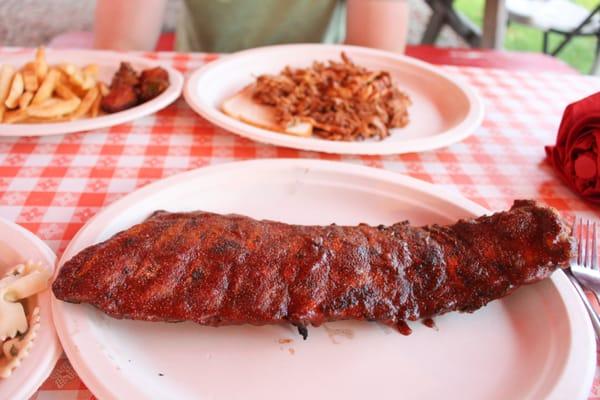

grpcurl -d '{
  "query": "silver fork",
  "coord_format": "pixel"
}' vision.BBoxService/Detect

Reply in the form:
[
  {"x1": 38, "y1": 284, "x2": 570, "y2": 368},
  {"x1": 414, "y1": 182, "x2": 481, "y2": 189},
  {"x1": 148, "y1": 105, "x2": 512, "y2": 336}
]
[
  {"x1": 570, "y1": 218, "x2": 600, "y2": 293},
  {"x1": 566, "y1": 217, "x2": 600, "y2": 337}
]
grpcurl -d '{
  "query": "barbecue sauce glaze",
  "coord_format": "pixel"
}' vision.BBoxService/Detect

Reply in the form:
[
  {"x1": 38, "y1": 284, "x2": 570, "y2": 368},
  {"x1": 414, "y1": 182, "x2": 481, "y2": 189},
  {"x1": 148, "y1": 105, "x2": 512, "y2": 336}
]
[{"x1": 53, "y1": 200, "x2": 573, "y2": 337}]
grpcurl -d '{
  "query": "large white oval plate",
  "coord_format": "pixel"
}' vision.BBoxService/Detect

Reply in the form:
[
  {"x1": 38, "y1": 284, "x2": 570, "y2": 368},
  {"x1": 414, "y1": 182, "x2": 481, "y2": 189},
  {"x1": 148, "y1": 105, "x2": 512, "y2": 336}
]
[
  {"x1": 0, "y1": 217, "x2": 61, "y2": 400},
  {"x1": 184, "y1": 44, "x2": 484, "y2": 155},
  {"x1": 0, "y1": 49, "x2": 184, "y2": 137},
  {"x1": 51, "y1": 159, "x2": 594, "y2": 400}
]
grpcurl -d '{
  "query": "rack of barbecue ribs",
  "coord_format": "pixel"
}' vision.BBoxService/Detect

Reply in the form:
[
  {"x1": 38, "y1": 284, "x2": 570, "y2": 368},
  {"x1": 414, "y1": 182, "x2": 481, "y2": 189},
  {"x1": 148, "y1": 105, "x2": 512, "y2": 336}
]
[{"x1": 53, "y1": 200, "x2": 573, "y2": 338}]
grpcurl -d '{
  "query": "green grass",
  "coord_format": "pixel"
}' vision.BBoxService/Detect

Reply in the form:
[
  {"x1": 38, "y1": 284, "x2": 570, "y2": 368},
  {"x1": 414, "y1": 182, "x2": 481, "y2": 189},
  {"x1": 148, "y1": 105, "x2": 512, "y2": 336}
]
[{"x1": 454, "y1": 0, "x2": 597, "y2": 73}]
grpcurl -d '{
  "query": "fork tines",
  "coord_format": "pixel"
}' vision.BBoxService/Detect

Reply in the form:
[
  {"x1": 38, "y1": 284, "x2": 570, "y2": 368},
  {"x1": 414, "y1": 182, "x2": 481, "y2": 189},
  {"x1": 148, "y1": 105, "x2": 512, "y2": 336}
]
[{"x1": 573, "y1": 217, "x2": 597, "y2": 270}]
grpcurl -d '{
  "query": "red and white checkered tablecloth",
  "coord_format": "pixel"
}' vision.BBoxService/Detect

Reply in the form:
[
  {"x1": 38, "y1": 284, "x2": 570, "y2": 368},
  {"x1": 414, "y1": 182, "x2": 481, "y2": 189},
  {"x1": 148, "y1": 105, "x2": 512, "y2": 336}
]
[{"x1": 1, "y1": 49, "x2": 599, "y2": 399}]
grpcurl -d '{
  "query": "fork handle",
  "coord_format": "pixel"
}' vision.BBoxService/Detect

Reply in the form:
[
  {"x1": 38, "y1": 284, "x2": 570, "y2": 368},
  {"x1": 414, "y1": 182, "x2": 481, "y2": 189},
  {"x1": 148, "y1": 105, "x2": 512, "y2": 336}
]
[{"x1": 566, "y1": 273, "x2": 600, "y2": 337}]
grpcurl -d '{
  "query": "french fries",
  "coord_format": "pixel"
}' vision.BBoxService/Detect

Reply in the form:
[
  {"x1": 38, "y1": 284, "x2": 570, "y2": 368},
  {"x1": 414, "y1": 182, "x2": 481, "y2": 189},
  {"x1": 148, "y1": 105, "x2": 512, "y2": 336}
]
[
  {"x1": 34, "y1": 47, "x2": 48, "y2": 84},
  {"x1": 31, "y1": 68, "x2": 60, "y2": 105},
  {"x1": 83, "y1": 64, "x2": 98, "y2": 78},
  {"x1": 22, "y1": 63, "x2": 38, "y2": 92},
  {"x1": 98, "y1": 82, "x2": 109, "y2": 97},
  {"x1": 0, "y1": 65, "x2": 15, "y2": 103},
  {"x1": 4, "y1": 109, "x2": 28, "y2": 123},
  {"x1": 0, "y1": 47, "x2": 106, "y2": 123},
  {"x1": 0, "y1": 65, "x2": 15, "y2": 122},
  {"x1": 54, "y1": 81, "x2": 77, "y2": 100},
  {"x1": 18, "y1": 91, "x2": 34, "y2": 109},
  {"x1": 27, "y1": 97, "x2": 81, "y2": 118},
  {"x1": 70, "y1": 86, "x2": 98, "y2": 120},
  {"x1": 90, "y1": 84, "x2": 103, "y2": 118},
  {"x1": 57, "y1": 63, "x2": 76, "y2": 77},
  {"x1": 5, "y1": 72, "x2": 24, "y2": 109}
]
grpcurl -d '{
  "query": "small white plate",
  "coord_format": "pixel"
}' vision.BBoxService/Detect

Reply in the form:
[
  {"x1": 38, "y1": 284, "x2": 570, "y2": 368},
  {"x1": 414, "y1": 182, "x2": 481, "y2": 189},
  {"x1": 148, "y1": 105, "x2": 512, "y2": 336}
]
[
  {"x1": 0, "y1": 217, "x2": 61, "y2": 400},
  {"x1": 184, "y1": 44, "x2": 484, "y2": 155},
  {"x1": 0, "y1": 50, "x2": 184, "y2": 137},
  {"x1": 52, "y1": 159, "x2": 594, "y2": 400}
]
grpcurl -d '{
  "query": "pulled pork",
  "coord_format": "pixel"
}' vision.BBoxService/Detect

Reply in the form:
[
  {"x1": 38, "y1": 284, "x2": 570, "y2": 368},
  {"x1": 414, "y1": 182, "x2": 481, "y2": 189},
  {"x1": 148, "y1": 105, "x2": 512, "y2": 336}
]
[{"x1": 252, "y1": 53, "x2": 411, "y2": 141}]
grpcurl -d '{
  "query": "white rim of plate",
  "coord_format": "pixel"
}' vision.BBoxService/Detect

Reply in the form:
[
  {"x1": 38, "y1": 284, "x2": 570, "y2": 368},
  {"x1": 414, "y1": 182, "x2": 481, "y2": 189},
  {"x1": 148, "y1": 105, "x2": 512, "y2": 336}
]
[
  {"x1": 0, "y1": 49, "x2": 184, "y2": 137},
  {"x1": 184, "y1": 44, "x2": 485, "y2": 155},
  {"x1": 0, "y1": 217, "x2": 61, "y2": 399},
  {"x1": 51, "y1": 159, "x2": 594, "y2": 400}
]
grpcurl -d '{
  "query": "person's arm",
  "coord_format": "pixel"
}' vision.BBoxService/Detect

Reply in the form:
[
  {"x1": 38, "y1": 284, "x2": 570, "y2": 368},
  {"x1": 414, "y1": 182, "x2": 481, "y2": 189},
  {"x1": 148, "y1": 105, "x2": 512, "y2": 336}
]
[
  {"x1": 345, "y1": 0, "x2": 409, "y2": 53},
  {"x1": 93, "y1": 0, "x2": 168, "y2": 51}
]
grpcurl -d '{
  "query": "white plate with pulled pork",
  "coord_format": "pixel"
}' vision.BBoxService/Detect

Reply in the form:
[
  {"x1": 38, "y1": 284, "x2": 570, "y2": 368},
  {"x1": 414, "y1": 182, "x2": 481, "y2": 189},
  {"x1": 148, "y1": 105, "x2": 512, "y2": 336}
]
[{"x1": 184, "y1": 44, "x2": 484, "y2": 155}]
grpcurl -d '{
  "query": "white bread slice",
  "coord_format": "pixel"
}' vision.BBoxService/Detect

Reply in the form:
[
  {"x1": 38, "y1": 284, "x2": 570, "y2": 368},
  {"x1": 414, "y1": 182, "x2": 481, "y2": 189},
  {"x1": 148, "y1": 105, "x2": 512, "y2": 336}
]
[{"x1": 221, "y1": 85, "x2": 313, "y2": 137}]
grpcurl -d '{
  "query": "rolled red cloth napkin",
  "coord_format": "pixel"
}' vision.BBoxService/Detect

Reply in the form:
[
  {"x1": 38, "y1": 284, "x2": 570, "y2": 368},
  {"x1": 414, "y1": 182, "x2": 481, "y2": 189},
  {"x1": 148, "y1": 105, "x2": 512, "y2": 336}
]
[{"x1": 545, "y1": 92, "x2": 600, "y2": 203}]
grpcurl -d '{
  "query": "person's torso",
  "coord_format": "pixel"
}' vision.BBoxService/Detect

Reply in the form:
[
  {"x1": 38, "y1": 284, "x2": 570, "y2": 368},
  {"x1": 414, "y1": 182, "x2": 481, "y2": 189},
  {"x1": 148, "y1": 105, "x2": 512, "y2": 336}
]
[{"x1": 176, "y1": 0, "x2": 344, "y2": 53}]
